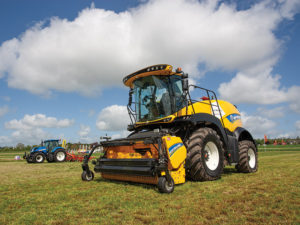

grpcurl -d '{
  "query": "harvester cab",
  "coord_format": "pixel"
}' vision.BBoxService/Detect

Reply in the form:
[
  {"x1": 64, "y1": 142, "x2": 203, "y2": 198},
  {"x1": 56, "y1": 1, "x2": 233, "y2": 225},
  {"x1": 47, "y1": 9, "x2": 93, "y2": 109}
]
[
  {"x1": 24, "y1": 139, "x2": 67, "y2": 163},
  {"x1": 82, "y1": 64, "x2": 258, "y2": 193}
]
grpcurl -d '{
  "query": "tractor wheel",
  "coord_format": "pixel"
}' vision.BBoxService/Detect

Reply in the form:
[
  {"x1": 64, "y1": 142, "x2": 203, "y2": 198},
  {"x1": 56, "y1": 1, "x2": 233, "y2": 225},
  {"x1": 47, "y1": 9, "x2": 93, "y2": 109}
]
[
  {"x1": 81, "y1": 171, "x2": 94, "y2": 181},
  {"x1": 186, "y1": 127, "x2": 224, "y2": 181},
  {"x1": 47, "y1": 153, "x2": 54, "y2": 163},
  {"x1": 54, "y1": 150, "x2": 66, "y2": 162},
  {"x1": 26, "y1": 155, "x2": 34, "y2": 163},
  {"x1": 33, "y1": 153, "x2": 45, "y2": 163},
  {"x1": 236, "y1": 140, "x2": 258, "y2": 173},
  {"x1": 157, "y1": 176, "x2": 174, "y2": 193}
]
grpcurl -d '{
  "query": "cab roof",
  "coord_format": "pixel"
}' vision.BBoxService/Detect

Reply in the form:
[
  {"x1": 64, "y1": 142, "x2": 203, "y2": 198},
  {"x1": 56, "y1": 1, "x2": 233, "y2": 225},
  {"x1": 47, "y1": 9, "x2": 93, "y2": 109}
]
[
  {"x1": 44, "y1": 139, "x2": 60, "y2": 142},
  {"x1": 123, "y1": 64, "x2": 181, "y2": 88}
]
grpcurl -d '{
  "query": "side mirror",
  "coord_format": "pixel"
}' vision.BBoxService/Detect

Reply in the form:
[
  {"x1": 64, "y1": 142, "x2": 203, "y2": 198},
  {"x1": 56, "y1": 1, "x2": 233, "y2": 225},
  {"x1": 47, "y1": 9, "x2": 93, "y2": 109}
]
[{"x1": 182, "y1": 79, "x2": 189, "y2": 92}]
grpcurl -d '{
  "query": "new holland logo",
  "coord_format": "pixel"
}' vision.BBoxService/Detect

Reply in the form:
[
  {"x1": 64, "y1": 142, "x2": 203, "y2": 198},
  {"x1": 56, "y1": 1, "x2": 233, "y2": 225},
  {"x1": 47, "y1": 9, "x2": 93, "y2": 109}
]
[{"x1": 169, "y1": 143, "x2": 183, "y2": 156}]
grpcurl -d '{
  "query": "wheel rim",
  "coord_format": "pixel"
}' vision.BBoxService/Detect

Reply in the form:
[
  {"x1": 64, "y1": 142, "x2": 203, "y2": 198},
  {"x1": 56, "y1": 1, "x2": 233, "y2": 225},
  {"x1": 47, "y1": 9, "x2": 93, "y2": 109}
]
[
  {"x1": 36, "y1": 155, "x2": 43, "y2": 162},
  {"x1": 248, "y1": 148, "x2": 256, "y2": 168},
  {"x1": 204, "y1": 141, "x2": 219, "y2": 171},
  {"x1": 165, "y1": 180, "x2": 173, "y2": 192},
  {"x1": 57, "y1": 152, "x2": 65, "y2": 161}
]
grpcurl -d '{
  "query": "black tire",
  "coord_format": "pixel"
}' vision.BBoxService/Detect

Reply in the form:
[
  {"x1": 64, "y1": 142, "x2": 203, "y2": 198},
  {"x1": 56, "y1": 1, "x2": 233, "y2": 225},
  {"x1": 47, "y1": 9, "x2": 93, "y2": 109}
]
[
  {"x1": 46, "y1": 153, "x2": 54, "y2": 163},
  {"x1": 81, "y1": 171, "x2": 94, "y2": 181},
  {"x1": 26, "y1": 155, "x2": 34, "y2": 163},
  {"x1": 236, "y1": 140, "x2": 258, "y2": 173},
  {"x1": 54, "y1": 149, "x2": 66, "y2": 162},
  {"x1": 157, "y1": 176, "x2": 174, "y2": 193},
  {"x1": 33, "y1": 153, "x2": 45, "y2": 163},
  {"x1": 186, "y1": 127, "x2": 224, "y2": 181}
]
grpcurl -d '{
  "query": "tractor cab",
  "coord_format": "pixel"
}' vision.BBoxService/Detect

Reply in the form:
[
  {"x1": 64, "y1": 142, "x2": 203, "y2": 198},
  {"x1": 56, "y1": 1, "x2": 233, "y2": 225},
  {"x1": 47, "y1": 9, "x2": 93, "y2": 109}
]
[
  {"x1": 43, "y1": 139, "x2": 60, "y2": 152},
  {"x1": 124, "y1": 65, "x2": 188, "y2": 125}
]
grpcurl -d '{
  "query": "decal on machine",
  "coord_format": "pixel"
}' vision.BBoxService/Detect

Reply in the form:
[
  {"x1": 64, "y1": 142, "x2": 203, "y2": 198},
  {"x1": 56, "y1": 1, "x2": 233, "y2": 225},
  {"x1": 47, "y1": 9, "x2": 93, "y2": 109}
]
[
  {"x1": 226, "y1": 113, "x2": 241, "y2": 123},
  {"x1": 169, "y1": 143, "x2": 183, "y2": 156}
]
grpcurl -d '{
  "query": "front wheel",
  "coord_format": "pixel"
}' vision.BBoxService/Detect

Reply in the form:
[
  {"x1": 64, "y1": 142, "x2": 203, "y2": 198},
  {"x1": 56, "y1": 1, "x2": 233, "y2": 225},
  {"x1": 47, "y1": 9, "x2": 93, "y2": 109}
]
[
  {"x1": 26, "y1": 154, "x2": 34, "y2": 163},
  {"x1": 34, "y1": 153, "x2": 45, "y2": 163},
  {"x1": 54, "y1": 150, "x2": 66, "y2": 162},
  {"x1": 236, "y1": 140, "x2": 258, "y2": 173},
  {"x1": 157, "y1": 176, "x2": 174, "y2": 193},
  {"x1": 186, "y1": 127, "x2": 224, "y2": 181},
  {"x1": 81, "y1": 171, "x2": 94, "y2": 181}
]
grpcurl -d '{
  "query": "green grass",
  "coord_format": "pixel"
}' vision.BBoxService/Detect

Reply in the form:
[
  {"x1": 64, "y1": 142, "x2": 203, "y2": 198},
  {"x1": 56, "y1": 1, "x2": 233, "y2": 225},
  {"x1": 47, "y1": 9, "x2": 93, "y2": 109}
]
[
  {"x1": 258, "y1": 144, "x2": 300, "y2": 151},
  {"x1": 0, "y1": 150, "x2": 300, "y2": 225}
]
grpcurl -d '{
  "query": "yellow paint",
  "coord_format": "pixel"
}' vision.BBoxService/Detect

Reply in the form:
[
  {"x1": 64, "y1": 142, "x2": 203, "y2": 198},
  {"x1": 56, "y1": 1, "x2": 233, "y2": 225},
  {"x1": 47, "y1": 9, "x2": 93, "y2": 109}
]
[
  {"x1": 124, "y1": 64, "x2": 183, "y2": 88},
  {"x1": 136, "y1": 99, "x2": 242, "y2": 133},
  {"x1": 162, "y1": 136, "x2": 186, "y2": 170},
  {"x1": 61, "y1": 139, "x2": 66, "y2": 148},
  {"x1": 170, "y1": 163, "x2": 185, "y2": 184}
]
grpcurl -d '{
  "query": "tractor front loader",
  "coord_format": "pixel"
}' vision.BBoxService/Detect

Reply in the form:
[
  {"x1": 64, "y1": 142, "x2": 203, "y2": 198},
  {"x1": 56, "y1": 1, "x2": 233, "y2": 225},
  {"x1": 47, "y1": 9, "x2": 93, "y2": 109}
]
[{"x1": 82, "y1": 64, "x2": 258, "y2": 193}]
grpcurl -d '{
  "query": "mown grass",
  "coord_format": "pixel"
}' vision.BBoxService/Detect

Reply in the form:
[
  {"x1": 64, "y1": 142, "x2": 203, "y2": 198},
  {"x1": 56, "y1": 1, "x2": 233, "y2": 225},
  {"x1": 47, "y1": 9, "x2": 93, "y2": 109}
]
[
  {"x1": 258, "y1": 144, "x2": 300, "y2": 151},
  {"x1": 0, "y1": 149, "x2": 299, "y2": 225}
]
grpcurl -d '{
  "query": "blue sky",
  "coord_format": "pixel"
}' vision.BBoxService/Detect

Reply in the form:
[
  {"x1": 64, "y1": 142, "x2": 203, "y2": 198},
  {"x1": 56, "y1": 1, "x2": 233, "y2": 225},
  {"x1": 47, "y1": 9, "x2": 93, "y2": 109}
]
[{"x1": 0, "y1": 0, "x2": 300, "y2": 146}]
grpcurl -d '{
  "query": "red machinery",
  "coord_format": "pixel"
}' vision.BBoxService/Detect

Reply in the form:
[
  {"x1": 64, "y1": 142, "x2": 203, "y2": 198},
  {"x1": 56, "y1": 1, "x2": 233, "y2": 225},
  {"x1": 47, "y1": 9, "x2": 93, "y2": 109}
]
[{"x1": 66, "y1": 152, "x2": 95, "y2": 162}]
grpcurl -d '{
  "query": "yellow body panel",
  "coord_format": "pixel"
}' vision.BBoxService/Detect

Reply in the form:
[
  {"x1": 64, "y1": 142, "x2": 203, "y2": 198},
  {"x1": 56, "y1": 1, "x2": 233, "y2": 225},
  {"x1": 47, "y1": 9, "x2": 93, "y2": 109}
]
[
  {"x1": 170, "y1": 163, "x2": 185, "y2": 184},
  {"x1": 162, "y1": 136, "x2": 187, "y2": 169},
  {"x1": 142, "y1": 99, "x2": 242, "y2": 133},
  {"x1": 61, "y1": 139, "x2": 66, "y2": 148}
]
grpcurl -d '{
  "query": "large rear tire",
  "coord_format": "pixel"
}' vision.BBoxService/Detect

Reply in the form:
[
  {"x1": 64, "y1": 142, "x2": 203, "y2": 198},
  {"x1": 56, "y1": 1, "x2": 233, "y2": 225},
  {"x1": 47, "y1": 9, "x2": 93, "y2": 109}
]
[
  {"x1": 186, "y1": 127, "x2": 224, "y2": 181},
  {"x1": 54, "y1": 149, "x2": 66, "y2": 162},
  {"x1": 236, "y1": 140, "x2": 258, "y2": 173}
]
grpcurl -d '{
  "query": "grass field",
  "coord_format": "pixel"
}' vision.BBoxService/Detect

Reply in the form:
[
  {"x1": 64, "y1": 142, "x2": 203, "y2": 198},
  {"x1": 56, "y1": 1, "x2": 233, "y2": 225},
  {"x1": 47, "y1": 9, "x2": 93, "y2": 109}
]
[{"x1": 1, "y1": 148, "x2": 300, "y2": 225}]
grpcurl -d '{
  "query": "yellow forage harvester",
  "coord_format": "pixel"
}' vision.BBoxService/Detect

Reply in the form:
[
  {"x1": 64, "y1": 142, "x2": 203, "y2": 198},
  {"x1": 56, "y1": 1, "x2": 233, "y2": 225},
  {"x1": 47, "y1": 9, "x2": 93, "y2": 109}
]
[{"x1": 82, "y1": 64, "x2": 258, "y2": 193}]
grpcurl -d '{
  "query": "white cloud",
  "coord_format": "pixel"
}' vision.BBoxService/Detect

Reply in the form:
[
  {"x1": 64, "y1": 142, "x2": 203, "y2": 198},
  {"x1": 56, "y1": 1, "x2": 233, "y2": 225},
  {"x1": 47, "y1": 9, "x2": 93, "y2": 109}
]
[
  {"x1": 0, "y1": 0, "x2": 298, "y2": 98},
  {"x1": 296, "y1": 120, "x2": 300, "y2": 130},
  {"x1": 78, "y1": 124, "x2": 91, "y2": 139},
  {"x1": 256, "y1": 106, "x2": 285, "y2": 118},
  {"x1": 0, "y1": 105, "x2": 9, "y2": 117},
  {"x1": 111, "y1": 130, "x2": 131, "y2": 139},
  {"x1": 219, "y1": 70, "x2": 288, "y2": 104},
  {"x1": 287, "y1": 86, "x2": 300, "y2": 114},
  {"x1": 5, "y1": 114, "x2": 74, "y2": 130},
  {"x1": 96, "y1": 105, "x2": 130, "y2": 131},
  {"x1": 241, "y1": 112, "x2": 277, "y2": 138},
  {"x1": 1, "y1": 114, "x2": 74, "y2": 146},
  {"x1": 11, "y1": 128, "x2": 50, "y2": 144}
]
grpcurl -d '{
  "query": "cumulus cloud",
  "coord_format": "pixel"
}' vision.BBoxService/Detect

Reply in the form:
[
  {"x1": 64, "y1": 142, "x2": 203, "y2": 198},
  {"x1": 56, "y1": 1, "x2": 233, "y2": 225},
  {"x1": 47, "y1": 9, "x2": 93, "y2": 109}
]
[
  {"x1": 256, "y1": 106, "x2": 285, "y2": 118},
  {"x1": 0, "y1": 0, "x2": 298, "y2": 98},
  {"x1": 219, "y1": 70, "x2": 288, "y2": 104},
  {"x1": 241, "y1": 112, "x2": 277, "y2": 138},
  {"x1": 1, "y1": 114, "x2": 74, "y2": 145},
  {"x1": 96, "y1": 105, "x2": 130, "y2": 131},
  {"x1": 0, "y1": 105, "x2": 9, "y2": 117},
  {"x1": 5, "y1": 114, "x2": 74, "y2": 130}
]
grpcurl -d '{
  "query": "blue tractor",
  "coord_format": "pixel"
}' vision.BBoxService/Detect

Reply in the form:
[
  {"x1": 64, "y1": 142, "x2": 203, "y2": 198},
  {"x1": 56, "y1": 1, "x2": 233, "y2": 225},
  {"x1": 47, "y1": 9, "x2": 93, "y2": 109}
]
[{"x1": 23, "y1": 139, "x2": 67, "y2": 163}]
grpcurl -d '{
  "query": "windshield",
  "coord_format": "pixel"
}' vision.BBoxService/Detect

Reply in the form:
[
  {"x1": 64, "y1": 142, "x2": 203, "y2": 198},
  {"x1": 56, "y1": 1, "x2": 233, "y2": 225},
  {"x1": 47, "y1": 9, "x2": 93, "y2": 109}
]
[
  {"x1": 44, "y1": 141, "x2": 59, "y2": 150},
  {"x1": 133, "y1": 75, "x2": 186, "y2": 122}
]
